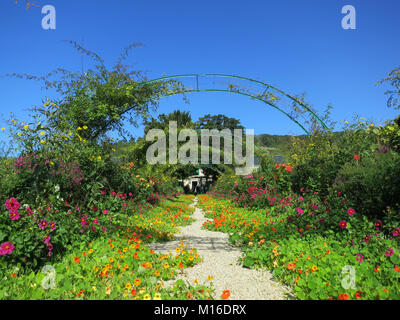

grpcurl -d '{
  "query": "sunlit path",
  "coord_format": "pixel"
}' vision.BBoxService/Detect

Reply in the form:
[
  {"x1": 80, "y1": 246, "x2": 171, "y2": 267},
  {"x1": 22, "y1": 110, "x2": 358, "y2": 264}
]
[{"x1": 151, "y1": 197, "x2": 291, "y2": 300}]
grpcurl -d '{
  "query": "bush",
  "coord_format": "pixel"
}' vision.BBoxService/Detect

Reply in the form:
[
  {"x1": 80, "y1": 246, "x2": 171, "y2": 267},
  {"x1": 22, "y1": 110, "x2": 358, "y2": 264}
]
[{"x1": 332, "y1": 151, "x2": 400, "y2": 219}]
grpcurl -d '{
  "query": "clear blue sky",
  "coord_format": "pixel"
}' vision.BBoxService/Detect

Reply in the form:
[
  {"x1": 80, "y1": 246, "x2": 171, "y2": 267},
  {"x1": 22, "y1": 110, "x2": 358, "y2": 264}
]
[{"x1": 0, "y1": 0, "x2": 399, "y2": 140}]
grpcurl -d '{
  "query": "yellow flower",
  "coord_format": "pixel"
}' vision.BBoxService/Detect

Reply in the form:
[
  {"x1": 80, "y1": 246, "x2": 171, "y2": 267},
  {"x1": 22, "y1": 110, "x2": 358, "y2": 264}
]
[
  {"x1": 24, "y1": 125, "x2": 29, "y2": 129},
  {"x1": 143, "y1": 294, "x2": 151, "y2": 300},
  {"x1": 40, "y1": 131, "x2": 46, "y2": 135},
  {"x1": 1, "y1": 128, "x2": 4, "y2": 131},
  {"x1": 109, "y1": 257, "x2": 114, "y2": 263},
  {"x1": 105, "y1": 286, "x2": 111, "y2": 295},
  {"x1": 97, "y1": 156, "x2": 102, "y2": 160},
  {"x1": 92, "y1": 286, "x2": 97, "y2": 291},
  {"x1": 163, "y1": 262, "x2": 169, "y2": 269},
  {"x1": 208, "y1": 275, "x2": 213, "y2": 281},
  {"x1": 40, "y1": 140, "x2": 46, "y2": 144},
  {"x1": 125, "y1": 283, "x2": 132, "y2": 290},
  {"x1": 88, "y1": 249, "x2": 94, "y2": 254},
  {"x1": 154, "y1": 293, "x2": 161, "y2": 300},
  {"x1": 83, "y1": 125, "x2": 88, "y2": 130},
  {"x1": 311, "y1": 265, "x2": 318, "y2": 272}
]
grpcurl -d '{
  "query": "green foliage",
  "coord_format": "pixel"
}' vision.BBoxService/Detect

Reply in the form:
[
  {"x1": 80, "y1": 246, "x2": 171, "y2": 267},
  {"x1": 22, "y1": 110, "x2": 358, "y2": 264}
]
[
  {"x1": 377, "y1": 66, "x2": 400, "y2": 110},
  {"x1": 332, "y1": 151, "x2": 400, "y2": 219}
]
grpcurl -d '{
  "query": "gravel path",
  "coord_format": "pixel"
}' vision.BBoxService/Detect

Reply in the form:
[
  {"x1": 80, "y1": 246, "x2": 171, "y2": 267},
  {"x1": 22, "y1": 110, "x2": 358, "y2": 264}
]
[{"x1": 150, "y1": 197, "x2": 291, "y2": 300}]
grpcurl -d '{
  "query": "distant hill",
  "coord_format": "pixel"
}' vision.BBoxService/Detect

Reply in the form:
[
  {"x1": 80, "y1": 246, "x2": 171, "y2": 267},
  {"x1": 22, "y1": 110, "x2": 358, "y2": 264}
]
[{"x1": 255, "y1": 131, "x2": 344, "y2": 158}]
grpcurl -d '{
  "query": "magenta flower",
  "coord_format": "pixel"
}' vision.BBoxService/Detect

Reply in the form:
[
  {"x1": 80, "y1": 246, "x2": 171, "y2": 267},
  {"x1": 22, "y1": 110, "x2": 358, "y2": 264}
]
[
  {"x1": 0, "y1": 242, "x2": 14, "y2": 255},
  {"x1": 43, "y1": 235, "x2": 51, "y2": 244},
  {"x1": 102, "y1": 209, "x2": 108, "y2": 215},
  {"x1": 347, "y1": 208, "x2": 356, "y2": 216},
  {"x1": 9, "y1": 210, "x2": 20, "y2": 221},
  {"x1": 25, "y1": 207, "x2": 33, "y2": 216},
  {"x1": 5, "y1": 198, "x2": 20, "y2": 211},
  {"x1": 355, "y1": 253, "x2": 364, "y2": 263},
  {"x1": 364, "y1": 234, "x2": 371, "y2": 244},
  {"x1": 39, "y1": 219, "x2": 48, "y2": 230},
  {"x1": 296, "y1": 208, "x2": 304, "y2": 214},
  {"x1": 385, "y1": 248, "x2": 394, "y2": 257},
  {"x1": 339, "y1": 220, "x2": 347, "y2": 229},
  {"x1": 50, "y1": 222, "x2": 56, "y2": 230},
  {"x1": 392, "y1": 228, "x2": 400, "y2": 237},
  {"x1": 374, "y1": 220, "x2": 383, "y2": 230}
]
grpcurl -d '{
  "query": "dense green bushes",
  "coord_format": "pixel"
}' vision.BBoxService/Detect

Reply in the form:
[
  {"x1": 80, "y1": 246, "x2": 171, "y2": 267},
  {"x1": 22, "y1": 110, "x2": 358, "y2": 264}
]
[{"x1": 332, "y1": 151, "x2": 400, "y2": 219}]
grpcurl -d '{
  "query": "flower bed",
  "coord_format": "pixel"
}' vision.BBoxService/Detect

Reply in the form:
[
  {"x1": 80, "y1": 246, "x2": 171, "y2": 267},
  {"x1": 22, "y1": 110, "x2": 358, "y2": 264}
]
[
  {"x1": 0, "y1": 195, "x2": 215, "y2": 300},
  {"x1": 197, "y1": 194, "x2": 400, "y2": 300}
]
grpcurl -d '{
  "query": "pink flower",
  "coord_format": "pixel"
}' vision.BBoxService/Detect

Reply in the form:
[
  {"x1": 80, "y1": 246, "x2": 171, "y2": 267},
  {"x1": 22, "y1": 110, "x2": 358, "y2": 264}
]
[
  {"x1": 385, "y1": 248, "x2": 394, "y2": 257},
  {"x1": 43, "y1": 235, "x2": 51, "y2": 245},
  {"x1": 355, "y1": 253, "x2": 364, "y2": 263},
  {"x1": 39, "y1": 219, "x2": 48, "y2": 230},
  {"x1": 5, "y1": 198, "x2": 20, "y2": 211},
  {"x1": 9, "y1": 210, "x2": 20, "y2": 221},
  {"x1": 339, "y1": 220, "x2": 347, "y2": 229},
  {"x1": 392, "y1": 228, "x2": 400, "y2": 237},
  {"x1": 0, "y1": 242, "x2": 14, "y2": 255},
  {"x1": 25, "y1": 207, "x2": 33, "y2": 216},
  {"x1": 347, "y1": 208, "x2": 356, "y2": 216},
  {"x1": 296, "y1": 208, "x2": 304, "y2": 214},
  {"x1": 374, "y1": 220, "x2": 383, "y2": 230},
  {"x1": 102, "y1": 209, "x2": 108, "y2": 215},
  {"x1": 50, "y1": 222, "x2": 56, "y2": 230},
  {"x1": 364, "y1": 234, "x2": 371, "y2": 244}
]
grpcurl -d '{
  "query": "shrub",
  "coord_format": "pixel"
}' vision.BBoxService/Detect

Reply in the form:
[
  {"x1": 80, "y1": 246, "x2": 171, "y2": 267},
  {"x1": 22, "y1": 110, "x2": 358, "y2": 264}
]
[{"x1": 332, "y1": 151, "x2": 400, "y2": 219}]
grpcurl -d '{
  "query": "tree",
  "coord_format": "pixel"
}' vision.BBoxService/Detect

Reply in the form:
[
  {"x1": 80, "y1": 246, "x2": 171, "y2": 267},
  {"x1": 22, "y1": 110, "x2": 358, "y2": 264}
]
[
  {"x1": 144, "y1": 110, "x2": 193, "y2": 133},
  {"x1": 8, "y1": 41, "x2": 176, "y2": 142},
  {"x1": 378, "y1": 66, "x2": 400, "y2": 110},
  {"x1": 196, "y1": 114, "x2": 244, "y2": 131}
]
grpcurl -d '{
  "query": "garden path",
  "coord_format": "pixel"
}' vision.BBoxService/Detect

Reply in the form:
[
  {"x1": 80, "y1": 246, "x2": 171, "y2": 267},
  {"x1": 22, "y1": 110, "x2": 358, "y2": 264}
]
[{"x1": 151, "y1": 197, "x2": 291, "y2": 300}]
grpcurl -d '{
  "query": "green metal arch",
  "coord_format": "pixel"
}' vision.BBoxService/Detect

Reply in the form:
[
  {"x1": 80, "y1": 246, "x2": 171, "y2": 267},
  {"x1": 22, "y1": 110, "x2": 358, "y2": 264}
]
[{"x1": 140, "y1": 73, "x2": 330, "y2": 135}]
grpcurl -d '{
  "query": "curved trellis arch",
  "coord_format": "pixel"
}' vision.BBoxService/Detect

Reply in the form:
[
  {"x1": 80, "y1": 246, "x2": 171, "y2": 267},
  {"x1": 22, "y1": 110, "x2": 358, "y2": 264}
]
[{"x1": 140, "y1": 73, "x2": 330, "y2": 135}]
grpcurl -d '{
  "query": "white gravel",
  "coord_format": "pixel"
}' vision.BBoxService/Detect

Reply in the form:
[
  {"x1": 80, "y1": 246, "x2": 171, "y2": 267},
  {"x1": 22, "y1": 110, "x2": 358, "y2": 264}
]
[{"x1": 150, "y1": 197, "x2": 292, "y2": 300}]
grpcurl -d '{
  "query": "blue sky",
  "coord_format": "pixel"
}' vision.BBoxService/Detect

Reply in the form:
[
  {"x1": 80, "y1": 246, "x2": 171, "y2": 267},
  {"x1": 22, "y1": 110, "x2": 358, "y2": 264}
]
[{"x1": 0, "y1": 0, "x2": 399, "y2": 140}]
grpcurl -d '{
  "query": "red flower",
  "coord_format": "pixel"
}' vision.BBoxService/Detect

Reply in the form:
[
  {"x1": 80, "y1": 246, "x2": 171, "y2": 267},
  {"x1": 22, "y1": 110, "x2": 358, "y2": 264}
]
[
  {"x1": 347, "y1": 208, "x2": 355, "y2": 216},
  {"x1": 285, "y1": 166, "x2": 293, "y2": 173},
  {"x1": 221, "y1": 290, "x2": 231, "y2": 300},
  {"x1": 353, "y1": 154, "x2": 360, "y2": 161},
  {"x1": 338, "y1": 293, "x2": 349, "y2": 300},
  {"x1": 74, "y1": 256, "x2": 80, "y2": 263},
  {"x1": 355, "y1": 291, "x2": 362, "y2": 299},
  {"x1": 339, "y1": 220, "x2": 347, "y2": 229}
]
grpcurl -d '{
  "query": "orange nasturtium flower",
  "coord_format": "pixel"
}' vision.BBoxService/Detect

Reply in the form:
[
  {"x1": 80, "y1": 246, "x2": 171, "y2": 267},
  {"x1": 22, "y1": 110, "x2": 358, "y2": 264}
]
[
  {"x1": 221, "y1": 290, "x2": 231, "y2": 300},
  {"x1": 134, "y1": 278, "x2": 141, "y2": 286},
  {"x1": 74, "y1": 256, "x2": 80, "y2": 263},
  {"x1": 287, "y1": 263, "x2": 296, "y2": 270}
]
